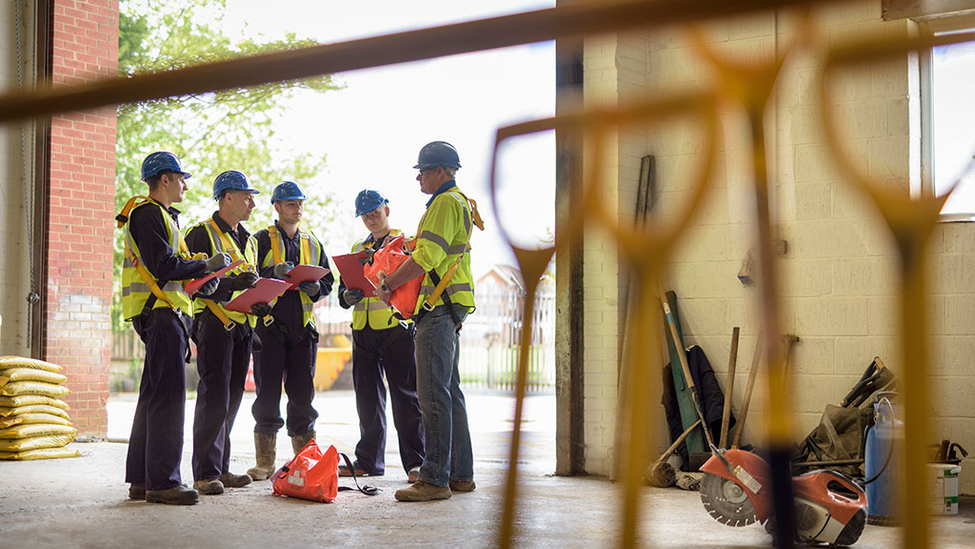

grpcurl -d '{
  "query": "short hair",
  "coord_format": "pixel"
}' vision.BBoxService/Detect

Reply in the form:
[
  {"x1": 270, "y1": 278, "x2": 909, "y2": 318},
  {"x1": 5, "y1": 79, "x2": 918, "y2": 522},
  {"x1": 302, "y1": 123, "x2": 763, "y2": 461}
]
[{"x1": 145, "y1": 170, "x2": 176, "y2": 191}]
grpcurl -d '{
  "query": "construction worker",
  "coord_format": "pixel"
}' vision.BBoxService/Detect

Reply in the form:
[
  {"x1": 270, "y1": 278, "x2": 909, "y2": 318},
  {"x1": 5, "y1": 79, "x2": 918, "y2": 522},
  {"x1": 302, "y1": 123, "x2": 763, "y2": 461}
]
[
  {"x1": 185, "y1": 170, "x2": 270, "y2": 496},
  {"x1": 246, "y1": 181, "x2": 334, "y2": 480},
  {"x1": 120, "y1": 151, "x2": 232, "y2": 505},
  {"x1": 377, "y1": 141, "x2": 483, "y2": 502},
  {"x1": 336, "y1": 189, "x2": 425, "y2": 482}
]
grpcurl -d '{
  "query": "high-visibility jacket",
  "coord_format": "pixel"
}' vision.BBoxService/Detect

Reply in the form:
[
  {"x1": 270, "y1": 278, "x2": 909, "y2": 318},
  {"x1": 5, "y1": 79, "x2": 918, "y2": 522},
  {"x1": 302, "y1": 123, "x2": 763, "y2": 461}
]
[
  {"x1": 258, "y1": 224, "x2": 324, "y2": 328},
  {"x1": 411, "y1": 185, "x2": 477, "y2": 316},
  {"x1": 187, "y1": 217, "x2": 259, "y2": 327},
  {"x1": 350, "y1": 229, "x2": 407, "y2": 331},
  {"x1": 120, "y1": 198, "x2": 196, "y2": 320}
]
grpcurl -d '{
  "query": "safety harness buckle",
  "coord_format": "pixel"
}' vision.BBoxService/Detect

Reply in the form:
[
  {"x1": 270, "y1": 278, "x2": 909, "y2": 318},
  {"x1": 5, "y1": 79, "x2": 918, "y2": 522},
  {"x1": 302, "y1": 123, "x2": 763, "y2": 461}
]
[
  {"x1": 422, "y1": 301, "x2": 435, "y2": 312},
  {"x1": 263, "y1": 315, "x2": 274, "y2": 327},
  {"x1": 223, "y1": 321, "x2": 237, "y2": 332}
]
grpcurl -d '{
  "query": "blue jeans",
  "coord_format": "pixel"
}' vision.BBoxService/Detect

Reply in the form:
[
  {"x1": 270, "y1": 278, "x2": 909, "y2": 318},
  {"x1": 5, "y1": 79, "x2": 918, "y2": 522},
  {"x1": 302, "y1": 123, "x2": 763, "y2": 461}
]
[{"x1": 414, "y1": 306, "x2": 473, "y2": 487}]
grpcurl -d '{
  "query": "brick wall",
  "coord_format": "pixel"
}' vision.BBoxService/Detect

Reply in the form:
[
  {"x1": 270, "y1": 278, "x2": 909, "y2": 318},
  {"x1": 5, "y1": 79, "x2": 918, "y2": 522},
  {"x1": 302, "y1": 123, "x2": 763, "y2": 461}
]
[{"x1": 45, "y1": 0, "x2": 119, "y2": 436}]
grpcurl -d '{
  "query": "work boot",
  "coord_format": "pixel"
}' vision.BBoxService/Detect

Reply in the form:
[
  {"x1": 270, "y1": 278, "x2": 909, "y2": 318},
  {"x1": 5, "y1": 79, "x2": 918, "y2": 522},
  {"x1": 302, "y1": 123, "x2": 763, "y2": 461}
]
[
  {"x1": 146, "y1": 484, "x2": 199, "y2": 505},
  {"x1": 219, "y1": 471, "x2": 253, "y2": 488},
  {"x1": 247, "y1": 432, "x2": 277, "y2": 481},
  {"x1": 291, "y1": 430, "x2": 316, "y2": 454},
  {"x1": 408, "y1": 466, "x2": 421, "y2": 484},
  {"x1": 193, "y1": 478, "x2": 225, "y2": 495},
  {"x1": 128, "y1": 483, "x2": 146, "y2": 500},
  {"x1": 394, "y1": 480, "x2": 451, "y2": 502},
  {"x1": 449, "y1": 478, "x2": 476, "y2": 493}
]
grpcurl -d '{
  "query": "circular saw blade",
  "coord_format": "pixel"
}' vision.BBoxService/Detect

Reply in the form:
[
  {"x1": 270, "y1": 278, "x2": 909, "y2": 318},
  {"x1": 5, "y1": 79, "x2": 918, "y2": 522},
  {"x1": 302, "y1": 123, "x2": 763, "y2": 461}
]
[{"x1": 700, "y1": 473, "x2": 757, "y2": 527}]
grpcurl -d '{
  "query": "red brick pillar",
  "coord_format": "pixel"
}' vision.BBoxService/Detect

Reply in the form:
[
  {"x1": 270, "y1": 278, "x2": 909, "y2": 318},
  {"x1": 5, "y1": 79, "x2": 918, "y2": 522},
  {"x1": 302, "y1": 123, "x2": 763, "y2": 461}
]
[{"x1": 45, "y1": 0, "x2": 119, "y2": 436}]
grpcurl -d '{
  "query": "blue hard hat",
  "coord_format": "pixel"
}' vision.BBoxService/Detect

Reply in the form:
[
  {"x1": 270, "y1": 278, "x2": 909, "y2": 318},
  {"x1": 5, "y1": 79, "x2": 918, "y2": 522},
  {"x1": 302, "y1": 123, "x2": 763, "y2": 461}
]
[
  {"x1": 141, "y1": 151, "x2": 192, "y2": 181},
  {"x1": 212, "y1": 170, "x2": 260, "y2": 200},
  {"x1": 355, "y1": 189, "x2": 388, "y2": 217},
  {"x1": 271, "y1": 181, "x2": 307, "y2": 203},
  {"x1": 413, "y1": 141, "x2": 461, "y2": 170}
]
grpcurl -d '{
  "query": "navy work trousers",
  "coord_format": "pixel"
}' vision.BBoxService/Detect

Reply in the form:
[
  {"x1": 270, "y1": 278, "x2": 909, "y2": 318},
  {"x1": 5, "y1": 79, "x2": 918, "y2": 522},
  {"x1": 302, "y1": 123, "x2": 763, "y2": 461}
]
[
  {"x1": 191, "y1": 311, "x2": 252, "y2": 481},
  {"x1": 125, "y1": 308, "x2": 190, "y2": 491},
  {"x1": 252, "y1": 321, "x2": 318, "y2": 437},
  {"x1": 351, "y1": 324, "x2": 425, "y2": 475}
]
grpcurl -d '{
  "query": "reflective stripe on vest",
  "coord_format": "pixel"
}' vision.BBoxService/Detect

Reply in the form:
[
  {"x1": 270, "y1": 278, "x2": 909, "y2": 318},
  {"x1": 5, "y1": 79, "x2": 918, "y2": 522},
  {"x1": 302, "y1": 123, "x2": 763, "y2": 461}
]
[
  {"x1": 412, "y1": 188, "x2": 477, "y2": 315},
  {"x1": 120, "y1": 198, "x2": 194, "y2": 320},
  {"x1": 189, "y1": 218, "x2": 259, "y2": 326},
  {"x1": 259, "y1": 224, "x2": 323, "y2": 328},
  {"x1": 350, "y1": 230, "x2": 405, "y2": 331}
]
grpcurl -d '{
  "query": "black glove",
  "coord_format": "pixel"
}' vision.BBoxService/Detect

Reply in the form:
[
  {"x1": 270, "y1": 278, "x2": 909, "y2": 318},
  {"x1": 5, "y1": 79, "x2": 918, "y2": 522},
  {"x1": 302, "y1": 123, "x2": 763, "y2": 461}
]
[
  {"x1": 231, "y1": 271, "x2": 259, "y2": 291},
  {"x1": 250, "y1": 302, "x2": 272, "y2": 317},
  {"x1": 193, "y1": 277, "x2": 219, "y2": 298},
  {"x1": 343, "y1": 288, "x2": 364, "y2": 305},
  {"x1": 299, "y1": 281, "x2": 320, "y2": 296}
]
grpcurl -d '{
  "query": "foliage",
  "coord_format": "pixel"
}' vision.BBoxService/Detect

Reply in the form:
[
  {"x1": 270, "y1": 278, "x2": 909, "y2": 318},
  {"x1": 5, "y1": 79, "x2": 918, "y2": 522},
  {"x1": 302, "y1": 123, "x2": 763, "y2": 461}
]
[{"x1": 113, "y1": 0, "x2": 343, "y2": 330}]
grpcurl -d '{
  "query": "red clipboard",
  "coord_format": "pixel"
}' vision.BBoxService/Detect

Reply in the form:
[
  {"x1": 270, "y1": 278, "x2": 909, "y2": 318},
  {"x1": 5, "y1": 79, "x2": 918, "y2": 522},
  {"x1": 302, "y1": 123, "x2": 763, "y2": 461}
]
[
  {"x1": 332, "y1": 252, "x2": 376, "y2": 297},
  {"x1": 225, "y1": 278, "x2": 292, "y2": 313},
  {"x1": 284, "y1": 265, "x2": 330, "y2": 290},
  {"x1": 184, "y1": 260, "x2": 244, "y2": 295}
]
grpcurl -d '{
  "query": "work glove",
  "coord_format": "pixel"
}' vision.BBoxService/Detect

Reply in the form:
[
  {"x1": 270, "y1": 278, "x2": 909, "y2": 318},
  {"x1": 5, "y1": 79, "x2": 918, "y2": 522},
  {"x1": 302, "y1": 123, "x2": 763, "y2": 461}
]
[
  {"x1": 342, "y1": 288, "x2": 364, "y2": 305},
  {"x1": 299, "y1": 281, "x2": 320, "y2": 297},
  {"x1": 250, "y1": 302, "x2": 272, "y2": 318},
  {"x1": 193, "y1": 277, "x2": 219, "y2": 298},
  {"x1": 272, "y1": 261, "x2": 294, "y2": 280},
  {"x1": 231, "y1": 271, "x2": 259, "y2": 291},
  {"x1": 204, "y1": 252, "x2": 232, "y2": 273}
]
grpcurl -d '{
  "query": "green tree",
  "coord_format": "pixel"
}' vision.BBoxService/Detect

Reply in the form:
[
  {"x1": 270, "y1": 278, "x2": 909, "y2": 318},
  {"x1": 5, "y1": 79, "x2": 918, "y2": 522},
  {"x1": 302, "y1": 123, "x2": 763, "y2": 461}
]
[{"x1": 114, "y1": 0, "x2": 343, "y2": 331}]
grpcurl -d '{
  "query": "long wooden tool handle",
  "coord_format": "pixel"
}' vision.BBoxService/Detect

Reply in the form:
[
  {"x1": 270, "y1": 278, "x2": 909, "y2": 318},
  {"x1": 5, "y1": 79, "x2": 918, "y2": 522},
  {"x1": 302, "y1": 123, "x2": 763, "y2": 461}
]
[
  {"x1": 662, "y1": 299, "x2": 715, "y2": 449},
  {"x1": 653, "y1": 419, "x2": 703, "y2": 467},
  {"x1": 731, "y1": 332, "x2": 763, "y2": 449},
  {"x1": 718, "y1": 327, "x2": 740, "y2": 449}
]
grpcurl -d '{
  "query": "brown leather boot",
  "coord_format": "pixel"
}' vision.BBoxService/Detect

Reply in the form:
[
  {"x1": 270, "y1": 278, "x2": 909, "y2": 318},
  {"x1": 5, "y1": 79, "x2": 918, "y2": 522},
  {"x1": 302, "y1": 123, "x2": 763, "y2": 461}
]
[
  {"x1": 247, "y1": 432, "x2": 277, "y2": 481},
  {"x1": 291, "y1": 430, "x2": 316, "y2": 454}
]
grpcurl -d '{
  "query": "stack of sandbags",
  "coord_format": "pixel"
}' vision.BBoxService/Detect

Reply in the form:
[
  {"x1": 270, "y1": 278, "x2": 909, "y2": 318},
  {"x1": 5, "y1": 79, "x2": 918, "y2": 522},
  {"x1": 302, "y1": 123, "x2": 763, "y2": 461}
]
[{"x1": 0, "y1": 356, "x2": 80, "y2": 460}]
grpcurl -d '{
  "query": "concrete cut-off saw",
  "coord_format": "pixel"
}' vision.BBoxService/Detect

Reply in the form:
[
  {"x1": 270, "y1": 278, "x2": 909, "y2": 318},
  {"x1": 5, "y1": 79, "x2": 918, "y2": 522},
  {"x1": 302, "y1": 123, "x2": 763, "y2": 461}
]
[{"x1": 700, "y1": 448, "x2": 867, "y2": 546}]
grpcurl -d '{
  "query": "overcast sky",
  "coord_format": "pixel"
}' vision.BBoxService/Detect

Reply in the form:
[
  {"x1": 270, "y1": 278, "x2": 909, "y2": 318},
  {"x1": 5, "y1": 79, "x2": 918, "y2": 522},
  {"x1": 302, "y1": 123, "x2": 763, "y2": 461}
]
[{"x1": 225, "y1": 0, "x2": 557, "y2": 275}]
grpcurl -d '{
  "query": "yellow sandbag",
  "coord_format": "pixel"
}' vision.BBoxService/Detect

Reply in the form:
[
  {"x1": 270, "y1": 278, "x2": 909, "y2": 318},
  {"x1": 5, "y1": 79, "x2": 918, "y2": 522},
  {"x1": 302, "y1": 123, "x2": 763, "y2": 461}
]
[
  {"x1": 0, "y1": 433, "x2": 75, "y2": 452},
  {"x1": 0, "y1": 395, "x2": 70, "y2": 409},
  {"x1": 0, "y1": 446, "x2": 81, "y2": 460},
  {"x1": 0, "y1": 381, "x2": 70, "y2": 398},
  {"x1": 0, "y1": 404, "x2": 69, "y2": 419},
  {"x1": 0, "y1": 423, "x2": 77, "y2": 439},
  {"x1": 0, "y1": 413, "x2": 72, "y2": 429},
  {"x1": 0, "y1": 356, "x2": 62, "y2": 372},
  {"x1": 0, "y1": 368, "x2": 68, "y2": 387}
]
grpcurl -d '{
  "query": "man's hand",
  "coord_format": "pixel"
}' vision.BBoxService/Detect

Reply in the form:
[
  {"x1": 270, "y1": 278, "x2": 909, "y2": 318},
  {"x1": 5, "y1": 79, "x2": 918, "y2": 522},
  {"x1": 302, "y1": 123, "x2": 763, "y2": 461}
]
[
  {"x1": 375, "y1": 276, "x2": 392, "y2": 305},
  {"x1": 194, "y1": 277, "x2": 219, "y2": 298},
  {"x1": 231, "y1": 271, "x2": 259, "y2": 291},
  {"x1": 272, "y1": 261, "x2": 294, "y2": 280},
  {"x1": 250, "y1": 302, "x2": 272, "y2": 317},
  {"x1": 342, "y1": 288, "x2": 364, "y2": 305},
  {"x1": 299, "y1": 281, "x2": 319, "y2": 296},
  {"x1": 204, "y1": 252, "x2": 232, "y2": 273}
]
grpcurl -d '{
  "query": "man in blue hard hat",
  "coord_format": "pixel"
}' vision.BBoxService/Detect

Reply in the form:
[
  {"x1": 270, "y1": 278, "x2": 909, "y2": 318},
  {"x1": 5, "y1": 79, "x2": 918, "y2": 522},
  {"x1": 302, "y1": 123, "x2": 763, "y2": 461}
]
[
  {"x1": 120, "y1": 151, "x2": 232, "y2": 505},
  {"x1": 245, "y1": 181, "x2": 334, "y2": 480},
  {"x1": 377, "y1": 141, "x2": 483, "y2": 502},
  {"x1": 185, "y1": 170, "x2": 270, "y2": 496},
  {"x1": 336, "y1": 189, "x2": 425, "y2": 482}
]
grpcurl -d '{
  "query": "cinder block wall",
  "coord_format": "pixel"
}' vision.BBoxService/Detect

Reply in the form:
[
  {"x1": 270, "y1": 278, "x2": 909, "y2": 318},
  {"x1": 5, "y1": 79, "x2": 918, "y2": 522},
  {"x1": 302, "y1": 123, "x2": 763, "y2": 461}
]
[
  {"x1": 44, "y1": 0, "x2": 119, "y2": 436},
  {"x1": 581, "y1": 0, "x2": 975, "y2": 493}
]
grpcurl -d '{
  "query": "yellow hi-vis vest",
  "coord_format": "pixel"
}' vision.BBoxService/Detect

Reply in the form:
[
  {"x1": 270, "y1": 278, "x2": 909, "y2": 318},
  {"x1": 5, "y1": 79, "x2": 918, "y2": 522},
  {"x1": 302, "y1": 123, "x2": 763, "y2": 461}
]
[
  {"x1": 411, "y1": 187, "x2": 483, "y2": 316},
  {"x1": 120, "y1": 198, "x2": 197, "y2": 320},
  {"x1": 350, "y1": 229, "x2": 405, "y2": 331},
  {"x1": 258, "y1": 224, "x2": 323, "y2": 328},
  {"x1": 188, "y1": 218, "x2": 259, "y2": 327}
]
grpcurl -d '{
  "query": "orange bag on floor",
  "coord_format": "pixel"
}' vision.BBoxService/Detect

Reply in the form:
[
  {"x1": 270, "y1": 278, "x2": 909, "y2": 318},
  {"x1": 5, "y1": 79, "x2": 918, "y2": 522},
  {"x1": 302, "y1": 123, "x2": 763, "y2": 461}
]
[
  {"x1": 272, "y1": 439, "x2": 339, "y2": 503},
  {"x1": 363, "y1": 235, "x2": 424, "y2": 319}
]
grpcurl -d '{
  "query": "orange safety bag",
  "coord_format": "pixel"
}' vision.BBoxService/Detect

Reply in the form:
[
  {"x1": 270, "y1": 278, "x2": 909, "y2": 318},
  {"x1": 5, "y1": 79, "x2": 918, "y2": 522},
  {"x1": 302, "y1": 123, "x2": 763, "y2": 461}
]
[
  {"x1": 271, "y1": 439, "x2": 378, "y2": 503},
  {"x1": 363, "y1": 235, "x2": 424, "y2": 319}
]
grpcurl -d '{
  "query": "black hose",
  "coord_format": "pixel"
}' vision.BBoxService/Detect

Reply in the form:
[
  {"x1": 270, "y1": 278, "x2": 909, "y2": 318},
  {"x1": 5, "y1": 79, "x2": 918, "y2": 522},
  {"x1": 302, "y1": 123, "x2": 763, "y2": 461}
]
[{"x1": 862, "y1": 397, "x2": 895, "y2": 486}]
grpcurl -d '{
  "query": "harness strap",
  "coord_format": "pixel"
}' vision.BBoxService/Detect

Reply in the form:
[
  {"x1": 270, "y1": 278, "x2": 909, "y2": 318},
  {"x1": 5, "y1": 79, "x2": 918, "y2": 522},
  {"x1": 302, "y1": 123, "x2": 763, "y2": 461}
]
[
  {"x1": 337, "y1": 452, "x2": 379, "y2": 496},
  {"x1": 416, "y1": 189, "x2": 482, "y2": 314},
  {"x1": 200, "y1": 298, "x2": 237, "y2": 331}
]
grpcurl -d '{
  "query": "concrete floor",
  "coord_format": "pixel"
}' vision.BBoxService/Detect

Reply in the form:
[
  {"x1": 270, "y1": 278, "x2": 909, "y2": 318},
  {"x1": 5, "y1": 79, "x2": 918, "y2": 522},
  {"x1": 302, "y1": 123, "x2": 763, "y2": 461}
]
[{"x1": 1, "y1": 390, "x2": 972, "y2": 548}]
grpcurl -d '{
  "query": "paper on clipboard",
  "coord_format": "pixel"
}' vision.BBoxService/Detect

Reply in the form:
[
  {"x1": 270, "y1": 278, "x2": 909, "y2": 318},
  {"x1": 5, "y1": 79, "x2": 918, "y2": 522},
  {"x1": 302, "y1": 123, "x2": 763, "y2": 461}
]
[
  {"x1": 184, "y1": 259, "x2": 244, "y2": 295},
  {"x1": 331, "y1": 252, "x2": 376, "y2": 297},
  {"x1": 225, "y1": 278, "x2": 292, "y2": 313},
  {"x1": 284, "y1": 265, "x2": 330, "y2": 290}
]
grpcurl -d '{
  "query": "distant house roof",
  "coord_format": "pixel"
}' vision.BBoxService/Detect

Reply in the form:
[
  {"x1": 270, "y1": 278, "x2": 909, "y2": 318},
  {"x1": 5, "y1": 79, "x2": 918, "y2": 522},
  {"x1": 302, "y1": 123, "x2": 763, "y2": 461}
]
[{"x1": 477, "y1": 264, "x2": 524, "y2": 290}]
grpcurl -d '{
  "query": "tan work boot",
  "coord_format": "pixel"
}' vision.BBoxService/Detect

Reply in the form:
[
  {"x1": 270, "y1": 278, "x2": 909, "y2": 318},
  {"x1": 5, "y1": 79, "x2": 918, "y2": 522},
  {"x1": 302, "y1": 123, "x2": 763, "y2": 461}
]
[
  {"x1": 449, "y1": 478, "x2": 476, "y2": 493},
  {"x1": 194, "y1": 478, "x2": 224, "y2": 495},
  {"x1": 219, "y1": 471, "x2": 252, "y2": 488},
  {"x1": 247, "y1": 432, "x2": 277, "y2": 480},
  {"x1": 291, "y1": 430, "x2": 316, "y2": 454},
  {"x1": 394, "y1": 480, "x2": 451, "y2": 502}
]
